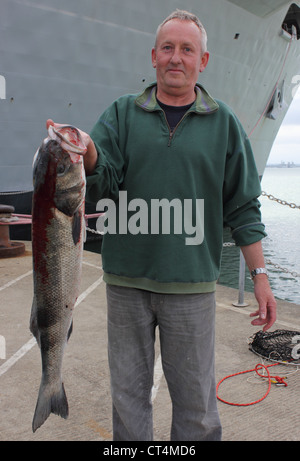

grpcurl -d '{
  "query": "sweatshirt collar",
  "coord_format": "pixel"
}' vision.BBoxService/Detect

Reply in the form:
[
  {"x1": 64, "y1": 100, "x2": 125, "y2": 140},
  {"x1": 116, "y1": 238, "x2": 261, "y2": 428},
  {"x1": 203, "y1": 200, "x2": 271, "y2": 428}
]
[{"x1": 135, "y1": 82, "x2": 219, "y2": 114}]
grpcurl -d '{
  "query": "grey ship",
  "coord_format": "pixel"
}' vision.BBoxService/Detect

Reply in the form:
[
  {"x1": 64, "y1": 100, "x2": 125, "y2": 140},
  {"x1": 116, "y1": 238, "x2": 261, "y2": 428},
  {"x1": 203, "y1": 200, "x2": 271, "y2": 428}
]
[{"x1": 1, "y1": 0, "x2": 300, "y2": 217}]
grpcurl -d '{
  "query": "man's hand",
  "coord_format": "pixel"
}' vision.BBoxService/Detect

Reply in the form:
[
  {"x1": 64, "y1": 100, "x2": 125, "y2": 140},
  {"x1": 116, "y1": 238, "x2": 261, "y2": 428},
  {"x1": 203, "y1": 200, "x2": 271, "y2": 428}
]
[
  {"x1": 241, "y1": 241, "x2": 277, "y2": 331},
  {"x1": 46, "y1": 119, "x2": 98, "y2": 175},
  {"x1": 250, "y1": 275, "x2": 277, "y2": 331}
]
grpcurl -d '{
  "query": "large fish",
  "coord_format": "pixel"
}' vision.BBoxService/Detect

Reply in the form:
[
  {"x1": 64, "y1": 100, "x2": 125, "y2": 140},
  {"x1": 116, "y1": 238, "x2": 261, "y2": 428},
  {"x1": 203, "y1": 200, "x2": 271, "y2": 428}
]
[{"x1": 30, "y1": 124, "x2": 87, "y2": 432}]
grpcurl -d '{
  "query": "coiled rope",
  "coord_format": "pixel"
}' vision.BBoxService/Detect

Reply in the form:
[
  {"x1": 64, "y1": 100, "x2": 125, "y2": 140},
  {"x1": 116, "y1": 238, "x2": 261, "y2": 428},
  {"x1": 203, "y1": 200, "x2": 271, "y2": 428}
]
[{"x1": 216, "y1": 362, "x2": 287, "y2": 407}]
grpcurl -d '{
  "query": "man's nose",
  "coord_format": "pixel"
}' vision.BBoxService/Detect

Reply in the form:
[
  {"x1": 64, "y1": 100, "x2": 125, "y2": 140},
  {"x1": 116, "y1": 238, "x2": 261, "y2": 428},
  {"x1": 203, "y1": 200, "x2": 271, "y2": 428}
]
[{"x1": 170, "y1": 48, "x2": 182, "y2": 64}]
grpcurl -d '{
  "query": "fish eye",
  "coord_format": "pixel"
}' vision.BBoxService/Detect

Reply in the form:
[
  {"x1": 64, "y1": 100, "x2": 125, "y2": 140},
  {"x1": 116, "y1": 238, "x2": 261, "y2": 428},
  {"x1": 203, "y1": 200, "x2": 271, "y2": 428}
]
[{"x1": 57, "y1": 163, "x2": 68, "y2": 176}]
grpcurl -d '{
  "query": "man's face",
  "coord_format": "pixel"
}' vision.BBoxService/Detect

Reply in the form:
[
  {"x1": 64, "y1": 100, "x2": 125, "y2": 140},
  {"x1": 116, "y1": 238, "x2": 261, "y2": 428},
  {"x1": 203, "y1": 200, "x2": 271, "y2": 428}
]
[{"x1": 152, "y1": 19, "x2": 209, "y2": 104}]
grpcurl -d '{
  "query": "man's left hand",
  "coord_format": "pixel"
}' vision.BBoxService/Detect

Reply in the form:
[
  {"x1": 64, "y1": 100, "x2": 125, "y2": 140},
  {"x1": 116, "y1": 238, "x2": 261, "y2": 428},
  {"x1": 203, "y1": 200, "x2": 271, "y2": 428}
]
[{"x1": 250, "y1": 275, "x2": 277, "y2": 331}]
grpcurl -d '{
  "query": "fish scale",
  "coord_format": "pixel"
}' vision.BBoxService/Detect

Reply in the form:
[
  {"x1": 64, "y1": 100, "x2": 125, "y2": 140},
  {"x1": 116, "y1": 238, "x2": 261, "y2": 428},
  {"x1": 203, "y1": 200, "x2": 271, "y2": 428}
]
[{"x1": 30, "y1": 125, "x2": 86, "y2": 432}]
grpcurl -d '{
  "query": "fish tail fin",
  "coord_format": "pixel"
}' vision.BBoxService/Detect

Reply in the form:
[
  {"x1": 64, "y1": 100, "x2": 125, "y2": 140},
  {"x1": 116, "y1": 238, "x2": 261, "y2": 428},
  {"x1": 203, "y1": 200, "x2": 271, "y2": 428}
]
[{"x1": 32, "y1": 381, "x2": 69, "y2": 432}]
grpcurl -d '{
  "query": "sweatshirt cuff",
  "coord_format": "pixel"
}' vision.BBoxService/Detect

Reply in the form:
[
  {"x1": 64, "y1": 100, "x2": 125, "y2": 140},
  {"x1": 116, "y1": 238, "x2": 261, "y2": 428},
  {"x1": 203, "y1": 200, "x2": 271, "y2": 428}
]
[{"x1": 231, "y1": 222, "x2": 267, "y2": 246}]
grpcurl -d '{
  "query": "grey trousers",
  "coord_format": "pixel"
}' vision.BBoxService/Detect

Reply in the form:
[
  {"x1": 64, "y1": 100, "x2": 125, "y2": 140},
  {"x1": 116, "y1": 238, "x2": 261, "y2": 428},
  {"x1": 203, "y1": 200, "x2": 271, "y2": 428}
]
[{"x1": 106, "y1": 284, "x2": 222, "y2": 441}]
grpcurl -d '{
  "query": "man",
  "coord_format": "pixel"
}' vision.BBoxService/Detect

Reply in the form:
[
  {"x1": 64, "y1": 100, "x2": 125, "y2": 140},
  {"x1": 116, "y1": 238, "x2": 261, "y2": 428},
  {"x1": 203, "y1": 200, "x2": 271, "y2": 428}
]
[{"x1": 47, "y1": 10, "x2": 276, "y2": 441}]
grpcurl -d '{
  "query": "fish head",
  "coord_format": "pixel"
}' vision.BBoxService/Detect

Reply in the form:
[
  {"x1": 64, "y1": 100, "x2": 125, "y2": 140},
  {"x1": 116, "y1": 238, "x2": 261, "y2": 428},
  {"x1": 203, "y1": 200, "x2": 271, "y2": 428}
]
[
  {"x1": 48, "y1": 124, "x2": 87, "y2": 157},
  {"x1": 53, "y1": 145, "x2": 86, "y2": 217},
  {"x1": 33, "y1": 125, "x2": 86, "y2": 217}
]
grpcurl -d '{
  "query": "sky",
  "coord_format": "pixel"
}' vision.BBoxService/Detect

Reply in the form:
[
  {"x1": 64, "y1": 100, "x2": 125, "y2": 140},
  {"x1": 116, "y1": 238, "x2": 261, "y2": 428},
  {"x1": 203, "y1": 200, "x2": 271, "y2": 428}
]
[{"x1": 267, "y1": 87, "x2": 300, "y2": 164}]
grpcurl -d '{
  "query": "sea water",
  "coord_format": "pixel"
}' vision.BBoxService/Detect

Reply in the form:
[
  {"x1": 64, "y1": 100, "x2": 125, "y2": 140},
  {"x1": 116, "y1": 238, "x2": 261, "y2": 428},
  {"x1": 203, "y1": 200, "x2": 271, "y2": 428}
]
[{"x1": 219, "y1": 167, "x2": 300, "y2": 305}]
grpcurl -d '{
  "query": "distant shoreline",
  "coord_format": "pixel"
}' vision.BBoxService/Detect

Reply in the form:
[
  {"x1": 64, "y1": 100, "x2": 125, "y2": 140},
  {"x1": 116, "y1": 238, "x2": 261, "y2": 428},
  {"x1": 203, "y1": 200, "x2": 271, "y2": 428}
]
[{"x1": 266, "y1": 163, "x2": 300, "y2": 168}]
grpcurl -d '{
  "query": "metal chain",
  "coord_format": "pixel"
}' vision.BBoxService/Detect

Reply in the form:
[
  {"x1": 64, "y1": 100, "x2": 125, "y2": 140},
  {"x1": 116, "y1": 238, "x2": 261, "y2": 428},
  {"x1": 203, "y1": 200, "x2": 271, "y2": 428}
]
[
  {"x1": 223, "y1": 242, "x2": 300, "y2": 279},
  {"x1": 260, "y1": 191, "x2": 300, "y2": 277},
  {"x1": 86, "y1": 226, "x2": 104, "y2": 235},
  {"x1": 261, "y1": 191, "x2": 300, "y2": 210},
  {"x1": 265, "y1": 259, "x2": 300, "y2": 279}
]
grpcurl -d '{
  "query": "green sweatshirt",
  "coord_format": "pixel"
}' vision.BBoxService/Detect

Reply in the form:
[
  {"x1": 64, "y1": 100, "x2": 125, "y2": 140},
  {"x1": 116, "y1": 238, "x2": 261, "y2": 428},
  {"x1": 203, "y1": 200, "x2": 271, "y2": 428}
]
[{"x1": 86, "y1": 83, "x2": 266, "y2": 294}]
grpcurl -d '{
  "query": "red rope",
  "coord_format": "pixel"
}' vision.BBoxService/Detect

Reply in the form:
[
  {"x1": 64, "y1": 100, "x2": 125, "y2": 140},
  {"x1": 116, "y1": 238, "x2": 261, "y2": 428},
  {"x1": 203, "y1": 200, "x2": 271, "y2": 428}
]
[{"x1": 216, "y1": 362, "x2": 287, "y2": 407}]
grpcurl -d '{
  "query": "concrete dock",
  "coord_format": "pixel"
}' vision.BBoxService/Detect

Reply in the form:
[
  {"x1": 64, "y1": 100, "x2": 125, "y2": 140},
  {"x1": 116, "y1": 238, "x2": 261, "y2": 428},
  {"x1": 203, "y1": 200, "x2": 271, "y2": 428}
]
[{"x1": 0, "y1": 241, "x2": 299, "y2": 441}]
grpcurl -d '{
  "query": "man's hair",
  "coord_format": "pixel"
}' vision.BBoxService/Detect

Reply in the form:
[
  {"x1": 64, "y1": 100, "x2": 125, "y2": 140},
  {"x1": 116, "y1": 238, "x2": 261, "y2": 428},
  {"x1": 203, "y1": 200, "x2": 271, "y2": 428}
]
[{"x1": 155, "y1": 10, "x2": 208, "y2": 53}]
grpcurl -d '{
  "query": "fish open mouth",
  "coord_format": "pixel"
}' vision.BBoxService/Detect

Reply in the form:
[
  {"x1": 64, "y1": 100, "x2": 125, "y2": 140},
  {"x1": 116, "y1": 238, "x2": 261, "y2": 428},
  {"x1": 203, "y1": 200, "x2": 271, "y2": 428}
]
[{"x1": 48, "y1": 125, "x2": 87, "y2": 160}]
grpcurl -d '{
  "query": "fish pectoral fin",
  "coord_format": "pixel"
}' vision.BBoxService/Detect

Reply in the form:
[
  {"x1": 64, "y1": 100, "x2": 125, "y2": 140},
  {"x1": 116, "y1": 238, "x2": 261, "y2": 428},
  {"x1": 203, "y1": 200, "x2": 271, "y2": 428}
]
[
  {"x1": 72, "y1": 210, "x2": 82, "y2": 245},
  {"x1": 29, "y1": 297, "x2": 40, "y2": 347},
  {"x1": 67, "y1": 320, "x2": 73, "y2": 341},
  {"x1": 32, "y1": 381, "x2": 69, "y2": 432}
]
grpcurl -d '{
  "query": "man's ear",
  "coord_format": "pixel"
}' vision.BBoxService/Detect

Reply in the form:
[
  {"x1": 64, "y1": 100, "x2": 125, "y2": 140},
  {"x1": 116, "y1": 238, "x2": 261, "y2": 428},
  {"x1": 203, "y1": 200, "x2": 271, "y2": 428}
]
[
  {"x1": 151, "y1": 47, "x2": 157, "y2": 69},
  {"x1": 199, "y1": 51, "x2": 209, "y2": 73}
]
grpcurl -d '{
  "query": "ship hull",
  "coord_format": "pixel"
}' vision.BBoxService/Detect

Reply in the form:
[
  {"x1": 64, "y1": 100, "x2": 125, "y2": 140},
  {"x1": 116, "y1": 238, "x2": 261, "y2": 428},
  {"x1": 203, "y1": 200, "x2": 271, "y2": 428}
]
[{"x1": 1, "y1": 0, "x2": 300, "y2": 195}]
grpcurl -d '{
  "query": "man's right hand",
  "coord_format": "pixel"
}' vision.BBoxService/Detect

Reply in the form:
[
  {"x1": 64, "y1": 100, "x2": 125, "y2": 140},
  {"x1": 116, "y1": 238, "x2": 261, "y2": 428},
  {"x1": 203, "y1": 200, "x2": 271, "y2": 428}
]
[{"x1": 46, "y1": 119, "x2": 98, "y2": 175}]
